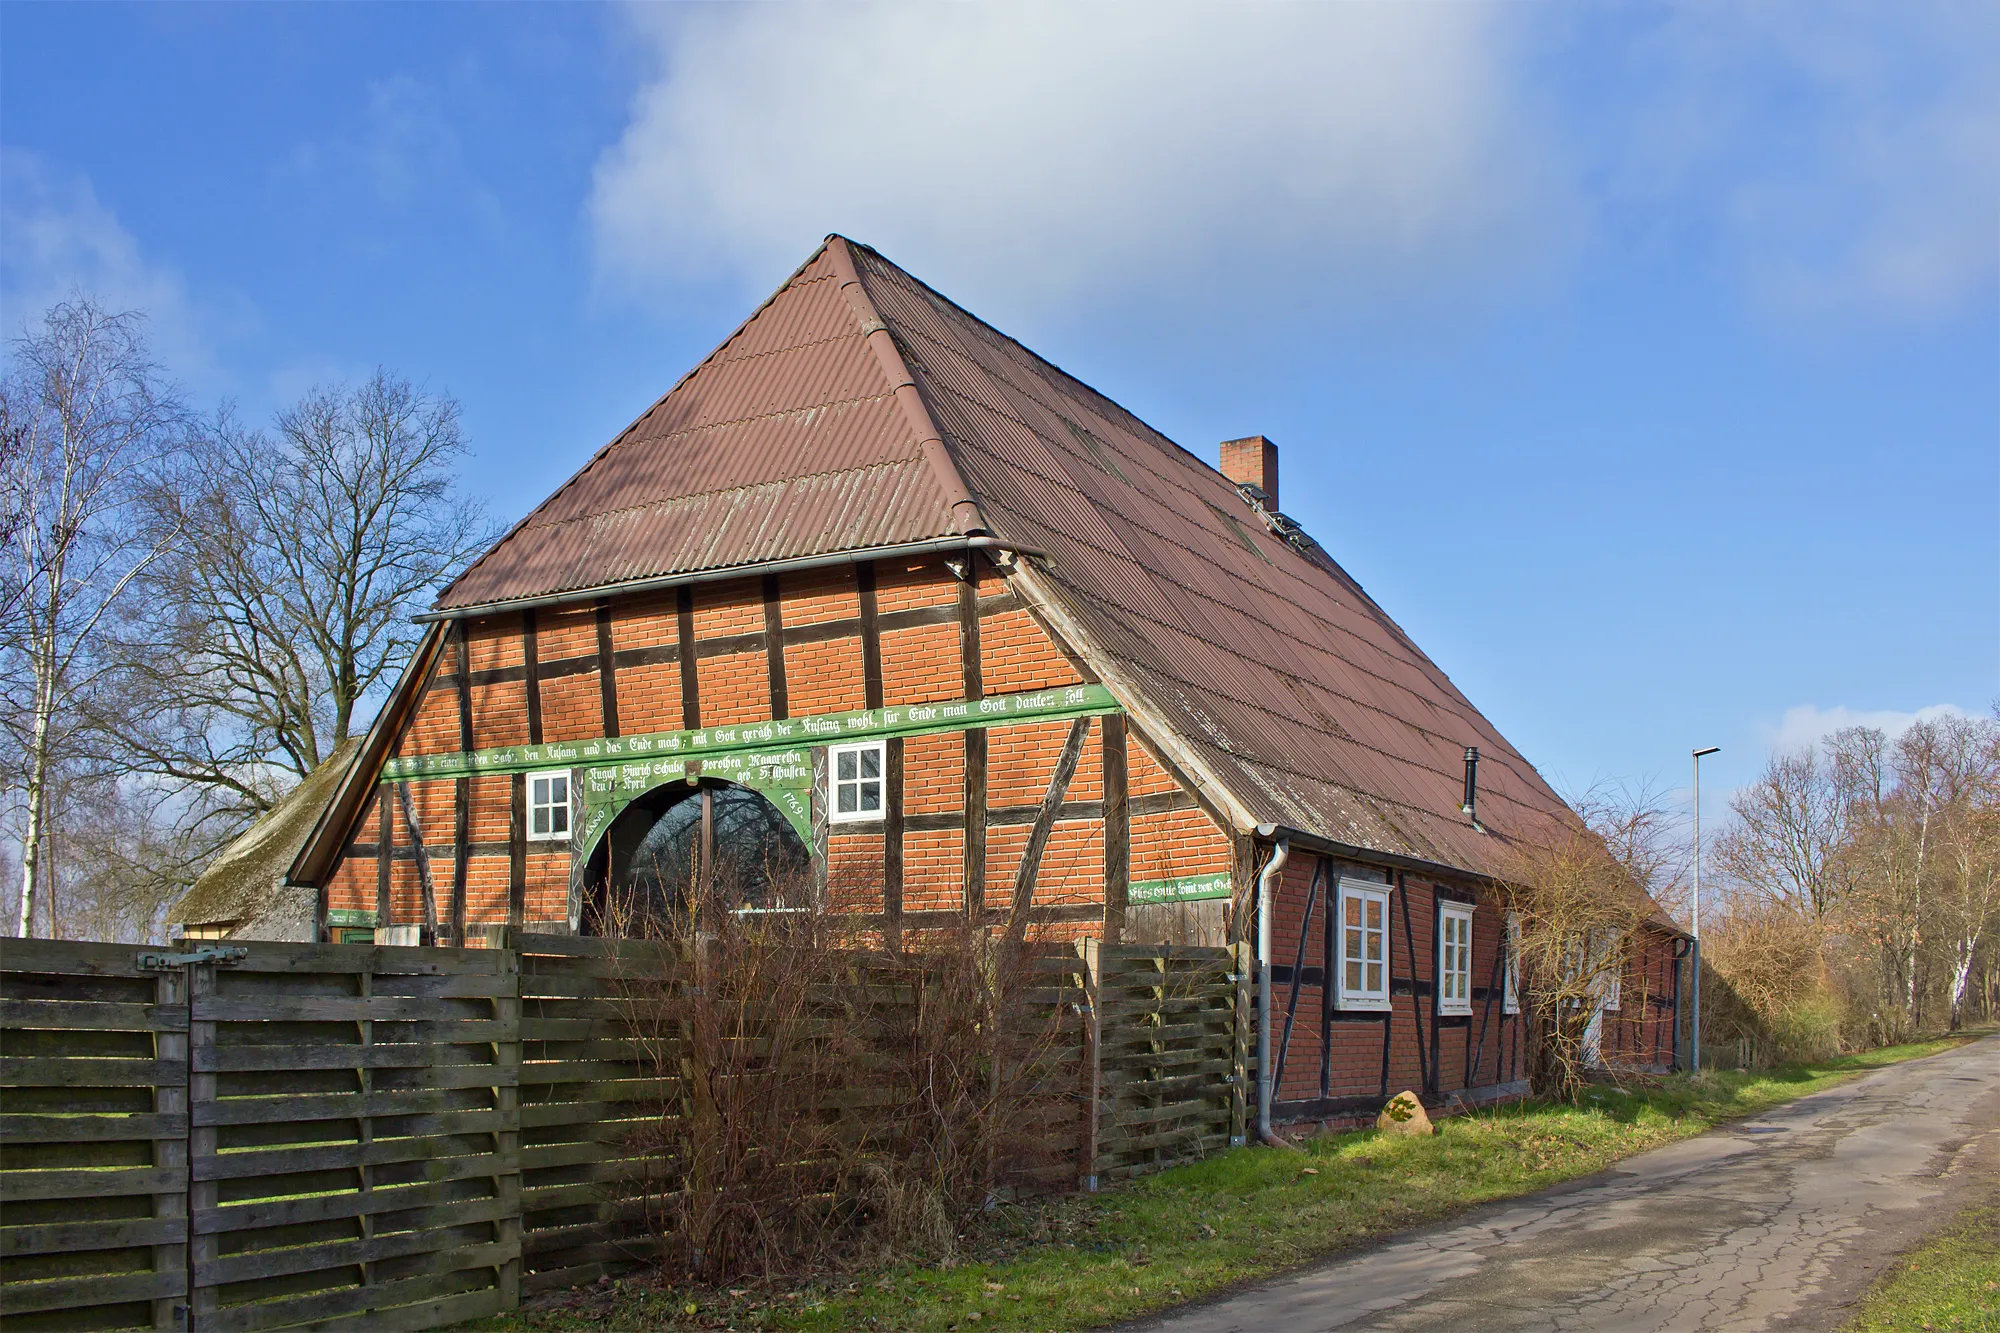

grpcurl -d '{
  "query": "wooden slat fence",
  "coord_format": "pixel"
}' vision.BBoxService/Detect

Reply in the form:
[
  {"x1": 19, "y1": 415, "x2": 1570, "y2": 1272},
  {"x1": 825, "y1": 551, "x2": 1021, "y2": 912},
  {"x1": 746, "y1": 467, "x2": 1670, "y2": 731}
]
[
  {"x1": 186, "y1": 942, "x2": 519, "y2": 1333},
  {"x1": 1081, "y1": 943, "x2": 1248, "y2": 1184},
  {"x1": 514, "y1": 934, "x2": 671, "y2": 1295},
  {"x1": 2, "y1": 934, "x2": 1247, "y2": 1330},
  {"x1": 1, "y1": 940, "x2": 190, "y2": 1331}
]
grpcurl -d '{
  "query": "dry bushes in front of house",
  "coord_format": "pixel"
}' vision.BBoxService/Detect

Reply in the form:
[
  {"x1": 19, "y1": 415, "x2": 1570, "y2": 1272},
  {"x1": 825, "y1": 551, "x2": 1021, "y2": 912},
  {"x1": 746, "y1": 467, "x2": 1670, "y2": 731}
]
[
  {"x1": 1497, "y1": 817, "x2": 1656, "y2": 1103},
  {"x1": 600, "y1": 874, "x2": 1078, "y2": 1286}
]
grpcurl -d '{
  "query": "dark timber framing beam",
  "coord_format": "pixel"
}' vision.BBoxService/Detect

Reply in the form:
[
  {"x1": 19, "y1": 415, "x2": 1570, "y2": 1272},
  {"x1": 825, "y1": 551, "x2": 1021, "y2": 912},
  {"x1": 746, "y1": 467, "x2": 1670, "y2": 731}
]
[
  {"x1": 1003, "y1": 716, "x2": 1091, "y2": 949},
  {"x1": 958, "y1": 564, "x2": 986, "y2": 922},
  {"x1": 522, "y1": 609, "x2": 543, "y2": 745},
  {"x1": 451, "y1": 778, "x2": 469, "y2": 947},
  {"x1": 595, "y1": 604, "x2": 620, "y2": 738},
  {"x1": 395, "y1": 782, "x2": 440, "y2": 945},
  {"x1": 451, "y1": 624, "x2": 473, "y2": 948},
  {"x1": 676, "y1": 587, "x2": 700, "y2": 730},
  {"x1": 1322, "y1": 858, "x2": 1337, "y2": 1097},
  {"x1": 1272, "y1": 856, "x2": 1326, "y2": 1096},
  {"x1": 762, "y1": 574, "x2": 789, "y2": 720},
  {"x1": 857, "y1": 562, "x2": 884, "y2": 710},
  {"x1": 508, "y1": 773, "x2": 527, "y2": 929},
  {"x1": 1100, "y1": 713, "x2": 1128, "y2": 943},
  {"x1": 884, "y1": 737, "x2": 905, "y2": 951},
  {"x1": 857, "y1": 562, "x2": 897, "y2": 940},
  {"x1": 1398, "y1": 872, "x2": 1431, "y2": 1097},
  {"x1": 374, "y1": 792, "x2": 391, "y2": 933}
]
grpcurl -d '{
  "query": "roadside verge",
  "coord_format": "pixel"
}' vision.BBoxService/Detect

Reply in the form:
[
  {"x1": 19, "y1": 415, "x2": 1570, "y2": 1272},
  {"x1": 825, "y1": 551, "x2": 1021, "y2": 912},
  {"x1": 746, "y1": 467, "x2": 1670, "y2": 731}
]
[{"x1": 479, "y1": 1034, "x2": 1987, "y2": 1333}]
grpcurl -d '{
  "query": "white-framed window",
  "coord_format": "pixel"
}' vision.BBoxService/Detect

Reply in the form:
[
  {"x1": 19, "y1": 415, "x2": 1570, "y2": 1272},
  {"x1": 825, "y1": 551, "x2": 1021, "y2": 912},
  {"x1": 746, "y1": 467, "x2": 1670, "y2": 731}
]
[
  {"x1": 828, "y1": 741, "x2": 885, "y2": 823},
  {"x1": 1594, "y1": 929, "x2": 1623, "y2": 1011},
  {"x1": 528, "y1": 770, "x2": 571, "y2": 841},
  {"x1": 1438, "y1": 901, "x2": 1473, "y2": 1016},
  {"x1": 1503, "y1": 912, "x2": 1521, "y2": 1014},
  {"x1": 1336, "y1": 878, "x2": 1392, "y2": 1011}
]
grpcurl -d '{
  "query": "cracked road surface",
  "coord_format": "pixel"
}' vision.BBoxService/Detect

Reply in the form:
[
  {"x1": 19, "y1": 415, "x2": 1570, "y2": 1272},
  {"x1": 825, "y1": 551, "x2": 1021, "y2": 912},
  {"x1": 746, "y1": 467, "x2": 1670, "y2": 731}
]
[{"x1": 1131, "y1": 1035, "x2": 2000, "y2": 1333}]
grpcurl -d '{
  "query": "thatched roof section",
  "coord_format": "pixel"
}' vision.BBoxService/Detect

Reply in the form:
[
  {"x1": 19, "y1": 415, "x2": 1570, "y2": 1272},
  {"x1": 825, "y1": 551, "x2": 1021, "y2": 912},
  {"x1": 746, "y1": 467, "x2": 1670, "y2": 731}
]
[{"x1": 173, "y1": 739, "x2": 363, "y2": 929}]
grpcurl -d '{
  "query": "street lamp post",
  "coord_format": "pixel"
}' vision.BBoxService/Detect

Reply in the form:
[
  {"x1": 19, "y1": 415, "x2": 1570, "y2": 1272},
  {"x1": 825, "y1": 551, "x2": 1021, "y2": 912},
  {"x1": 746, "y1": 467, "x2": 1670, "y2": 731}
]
[{"x1": 1691, "y1": 745, "x2": 1720, "y2": 1072}]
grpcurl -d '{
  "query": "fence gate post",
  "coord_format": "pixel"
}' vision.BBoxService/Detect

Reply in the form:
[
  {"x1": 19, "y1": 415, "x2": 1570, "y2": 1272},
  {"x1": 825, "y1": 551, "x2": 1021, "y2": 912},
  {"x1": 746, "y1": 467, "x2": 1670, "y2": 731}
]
[
  {"x1": 496, "y1": 939, "x2": 524, "y2": 1311},
  {"x1": 1077, "y1": 938, "x2": 1101, "y2": 1192},
  {"x1": 185, "y1": 958, "x2": 220, "y2": 1331},
  {"x1": 153, "y1": 963, "x2": 191, "y2": 1332},
  {"x1": 1231, "y1": 940, "x2": 1251, "y2": 1146}
]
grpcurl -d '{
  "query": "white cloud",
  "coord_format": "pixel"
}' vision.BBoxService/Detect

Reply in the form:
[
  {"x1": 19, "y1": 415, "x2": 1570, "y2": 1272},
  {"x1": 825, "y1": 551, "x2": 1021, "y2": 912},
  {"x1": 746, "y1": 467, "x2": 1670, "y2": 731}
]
[
  {"x1": 590, "y1": 3, "x2": 1562, "y2": 312},
  {"x1": 1765, "y1": 703, "x2": 1973, "y2": 756},
  {"x1": 1597, "y1": 2, "x2": 2000, "y2": 320},
  {"x1": 0, "y1": 150, "x2": 216, "y2": 375},
  {"x1": 283, "y1": 74, "x2": 503, "y2": 231},
  {"x1": 589, "y1": 2, "x2": 1997, "y2": 324}
]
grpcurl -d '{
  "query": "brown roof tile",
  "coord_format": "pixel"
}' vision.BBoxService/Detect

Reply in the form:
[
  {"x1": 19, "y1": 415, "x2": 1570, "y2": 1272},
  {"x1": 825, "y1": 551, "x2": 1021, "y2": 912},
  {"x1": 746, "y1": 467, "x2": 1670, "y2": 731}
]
[{"x1": 427, "y1": 235, "x2": 1583, "y2": 884}]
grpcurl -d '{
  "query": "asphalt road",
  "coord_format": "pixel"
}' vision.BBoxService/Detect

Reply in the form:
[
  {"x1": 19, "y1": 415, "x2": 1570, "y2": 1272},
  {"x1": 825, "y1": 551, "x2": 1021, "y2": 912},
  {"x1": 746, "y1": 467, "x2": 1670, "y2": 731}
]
[{"x1": 1130, "y1": 1034, "x2": 2000, "y2": 1333}]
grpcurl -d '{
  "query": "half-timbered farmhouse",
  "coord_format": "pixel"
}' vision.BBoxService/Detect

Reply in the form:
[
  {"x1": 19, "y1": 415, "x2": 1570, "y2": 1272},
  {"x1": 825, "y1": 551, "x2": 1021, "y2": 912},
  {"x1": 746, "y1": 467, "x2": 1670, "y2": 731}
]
[{"x1": 288, "y1": 236, "x2": 1684, "y2": 1121}]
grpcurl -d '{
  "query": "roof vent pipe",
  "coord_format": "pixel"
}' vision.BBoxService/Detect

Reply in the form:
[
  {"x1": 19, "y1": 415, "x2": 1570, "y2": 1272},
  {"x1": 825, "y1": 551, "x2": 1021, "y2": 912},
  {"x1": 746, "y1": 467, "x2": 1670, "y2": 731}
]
[{"x1": 1461, "y1": 747, "x2": 1479, "y2": 817}]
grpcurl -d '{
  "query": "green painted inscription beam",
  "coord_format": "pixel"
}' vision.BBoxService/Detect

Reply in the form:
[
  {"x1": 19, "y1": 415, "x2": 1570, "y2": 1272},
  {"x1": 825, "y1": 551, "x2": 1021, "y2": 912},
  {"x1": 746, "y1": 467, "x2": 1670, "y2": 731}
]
[{"x1": 380, "y1": 684, "x2": 1122, "y2": 784}]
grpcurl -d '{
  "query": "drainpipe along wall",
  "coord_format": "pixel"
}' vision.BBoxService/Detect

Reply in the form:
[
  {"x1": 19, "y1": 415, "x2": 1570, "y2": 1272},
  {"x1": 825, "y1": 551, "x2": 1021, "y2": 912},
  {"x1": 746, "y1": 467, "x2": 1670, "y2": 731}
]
[{"x1": 1257, "y1": 836, "x2": 1291, "y2": 1147}]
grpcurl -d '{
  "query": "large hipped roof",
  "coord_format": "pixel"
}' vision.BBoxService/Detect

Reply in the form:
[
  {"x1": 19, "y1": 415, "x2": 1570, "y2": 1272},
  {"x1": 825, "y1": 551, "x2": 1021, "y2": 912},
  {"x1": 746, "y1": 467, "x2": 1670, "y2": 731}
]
[{"x1": 434, "y1": 237, "x2": 1576, "y2": 882}]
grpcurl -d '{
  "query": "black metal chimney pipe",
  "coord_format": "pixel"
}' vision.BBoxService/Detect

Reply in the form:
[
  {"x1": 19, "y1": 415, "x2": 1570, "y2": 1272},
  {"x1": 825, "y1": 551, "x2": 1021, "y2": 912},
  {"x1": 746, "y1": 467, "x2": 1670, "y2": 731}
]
[{"x1": 1461, "y1": 747, "x2": 1479, "y2": 817}]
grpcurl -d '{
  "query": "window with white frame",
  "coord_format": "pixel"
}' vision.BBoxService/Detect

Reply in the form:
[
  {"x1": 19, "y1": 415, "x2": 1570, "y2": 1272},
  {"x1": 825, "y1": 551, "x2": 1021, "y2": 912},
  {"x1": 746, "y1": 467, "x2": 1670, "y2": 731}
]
[
  {"x1": 528, "y1": 770, "x2": 571, "y2": 841},
  {"x1": 1502, "y1": 913, "x2": 1521, "y2": 1014},
  {"x1": 829, "y1": 741, "x2": 885, "y2": 823},
  {"x1": 1594, "y1": 929, "x2": 1622, "y2": 1011},
  {"x1": 1438, "y1": 902, "x2": 1473, "y2": 1016},
  {"x1": 1336, "y1": 879, "x2": 1392, "y2": 1010}
]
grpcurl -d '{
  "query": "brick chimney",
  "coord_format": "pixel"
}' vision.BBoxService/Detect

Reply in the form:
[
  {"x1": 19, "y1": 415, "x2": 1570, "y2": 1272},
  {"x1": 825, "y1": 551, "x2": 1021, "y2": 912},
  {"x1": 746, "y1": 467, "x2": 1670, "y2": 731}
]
[{"x1": 1220, "y1": 436, "x2": 1279, "y2": 511}]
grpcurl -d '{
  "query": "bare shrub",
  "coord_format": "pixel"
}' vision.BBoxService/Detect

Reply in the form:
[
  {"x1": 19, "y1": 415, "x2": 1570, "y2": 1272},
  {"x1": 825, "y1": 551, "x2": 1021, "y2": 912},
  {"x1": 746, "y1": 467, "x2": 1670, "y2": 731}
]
[
  {"x1": 1699, "y1": 905, "x2": 1842, "y2": 1067},
  {"x1": 1497, "y1": 816, "x2": 1653, "y2": 1103},
  {"x1": 603, "y1": 858, "x2": 1073, "y2": 1285}
]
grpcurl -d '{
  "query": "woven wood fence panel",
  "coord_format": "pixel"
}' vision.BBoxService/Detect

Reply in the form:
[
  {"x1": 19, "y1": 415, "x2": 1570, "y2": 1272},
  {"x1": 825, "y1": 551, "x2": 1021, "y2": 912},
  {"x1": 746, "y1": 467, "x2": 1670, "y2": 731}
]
[
  {"x1": 1083, "y1": 943, "x2": 1248, "y2": 1184},
  {"x1": 185, "y1": 942, "x2": 520, "y2": 1333},
  {"x1": 1, "y1": 940, "x2": 191, "y2": 1331},
  {"x1": 2, "y1": 934, "x2": 1248, "y2": 1329},
  {"x1": 514, "y1": 934, "x2": 672, "y2": 1296}
]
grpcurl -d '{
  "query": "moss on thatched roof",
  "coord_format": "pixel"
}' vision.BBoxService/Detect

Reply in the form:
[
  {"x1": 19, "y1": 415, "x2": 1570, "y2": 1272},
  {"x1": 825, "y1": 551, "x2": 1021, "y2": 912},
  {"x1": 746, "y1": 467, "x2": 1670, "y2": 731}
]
[{"x1": 172, "y1": 739, "x2": 364, "y2": 928}]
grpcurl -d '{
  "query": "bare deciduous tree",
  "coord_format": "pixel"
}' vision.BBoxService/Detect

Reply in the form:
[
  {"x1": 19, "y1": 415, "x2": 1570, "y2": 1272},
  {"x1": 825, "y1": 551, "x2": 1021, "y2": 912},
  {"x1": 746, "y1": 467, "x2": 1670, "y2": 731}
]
[
  {"x1": 1574, "y1": 777, "x2": 1689, "y2": 922},
  {"x1": 1911, "y1": 715, "x2": 2000, "y2": 1029},
  {"x1": 1716, "y1": 748, "x2": 1850, "y2": 918},
  {"x1": 1716, "y1": 717, "x2": 2000, "y2": 1048},
  {"x1": 121, "y1": 370, "x2": 494, "y2": 825},
  {"x1": 0, "y1": 299, "x2": 185, "y2": 937}
]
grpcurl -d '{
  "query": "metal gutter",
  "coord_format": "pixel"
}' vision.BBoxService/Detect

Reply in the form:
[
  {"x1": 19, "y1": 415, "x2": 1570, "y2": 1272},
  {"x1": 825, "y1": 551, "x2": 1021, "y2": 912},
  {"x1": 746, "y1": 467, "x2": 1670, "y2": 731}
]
[
  {"x1": 1254, "y1": 821, "x2": 1694, "y2": 941},
  {"x1": 412, "y1": 537, "x2": 1046, "y2": 624},
  {"x1": 1254, "y1": 821, "x2": 1494, "y2": 892},
  {"x1": 1255, "y1": 836, "x2": 1290, "y2": 1146}
]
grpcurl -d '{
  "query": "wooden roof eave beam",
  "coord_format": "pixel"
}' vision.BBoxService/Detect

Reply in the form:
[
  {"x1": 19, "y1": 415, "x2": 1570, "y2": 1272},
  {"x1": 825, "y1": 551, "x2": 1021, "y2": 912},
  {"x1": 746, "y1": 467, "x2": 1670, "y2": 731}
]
[
  {"x1": 411, "y1": 536, "x2": 1046, "y2": 625},
  {"x1": 286, "y1": 621, "x2": 451, "y2": 888}
]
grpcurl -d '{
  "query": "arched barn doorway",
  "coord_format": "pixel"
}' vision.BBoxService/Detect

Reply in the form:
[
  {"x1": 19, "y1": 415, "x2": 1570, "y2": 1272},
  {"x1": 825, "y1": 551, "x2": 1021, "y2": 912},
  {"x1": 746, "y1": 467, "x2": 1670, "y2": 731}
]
[{"x1": 579, "y1": 780, "x2": 812, "y2": 934}]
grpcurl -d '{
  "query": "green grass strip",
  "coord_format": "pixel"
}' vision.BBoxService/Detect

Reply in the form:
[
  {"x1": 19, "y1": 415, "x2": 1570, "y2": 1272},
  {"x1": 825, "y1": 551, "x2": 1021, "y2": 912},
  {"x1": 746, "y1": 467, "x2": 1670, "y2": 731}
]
[
  {"x1": 1845, "y1": 1202, "x2": 1999, "y2": 1333},
  {"x1": 477, "y1": 1035, "x2": 1979, "y2": 1333}
]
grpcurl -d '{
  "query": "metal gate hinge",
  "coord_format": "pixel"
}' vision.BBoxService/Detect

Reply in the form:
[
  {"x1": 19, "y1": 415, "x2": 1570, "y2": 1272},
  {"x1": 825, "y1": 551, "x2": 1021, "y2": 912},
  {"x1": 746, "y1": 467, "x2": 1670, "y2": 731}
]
[{"x1": 137, "y1": 945, "x2": 248, "y2": 970}]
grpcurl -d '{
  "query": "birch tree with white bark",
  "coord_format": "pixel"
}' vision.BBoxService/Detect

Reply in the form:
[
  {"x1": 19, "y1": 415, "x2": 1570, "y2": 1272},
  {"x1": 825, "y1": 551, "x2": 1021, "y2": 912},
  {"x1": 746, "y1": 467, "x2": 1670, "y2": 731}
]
[{"x1": 0, "y1": 299, "x2": 185, "y2": 937}]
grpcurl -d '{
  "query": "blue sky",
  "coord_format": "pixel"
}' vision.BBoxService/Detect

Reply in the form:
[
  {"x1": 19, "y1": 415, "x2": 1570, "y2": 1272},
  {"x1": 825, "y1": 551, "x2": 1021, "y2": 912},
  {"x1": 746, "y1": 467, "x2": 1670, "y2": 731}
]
[{"x1": 3, "y1": 2, "x2": 1994, "y2": 828}]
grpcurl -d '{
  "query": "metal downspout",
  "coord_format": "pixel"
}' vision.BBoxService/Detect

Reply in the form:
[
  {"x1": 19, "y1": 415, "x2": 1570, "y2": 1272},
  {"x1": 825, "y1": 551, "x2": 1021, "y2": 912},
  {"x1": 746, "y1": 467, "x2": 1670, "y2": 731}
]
[{"x1": 1257, "y1": 837, "x2": 1290, "y2": 1146}]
